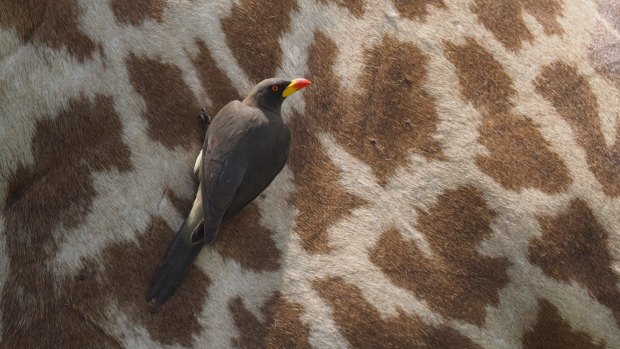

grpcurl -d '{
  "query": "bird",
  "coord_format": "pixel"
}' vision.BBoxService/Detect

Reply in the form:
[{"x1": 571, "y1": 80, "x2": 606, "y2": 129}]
[{"x1": 147, "y1": 77, "x2": 311, "y2": 306}]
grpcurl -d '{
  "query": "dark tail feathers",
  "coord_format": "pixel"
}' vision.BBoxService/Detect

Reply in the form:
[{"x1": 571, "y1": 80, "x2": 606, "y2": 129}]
[{"x1": 147, "y1": 222, "x2": 205, "y2": 307}]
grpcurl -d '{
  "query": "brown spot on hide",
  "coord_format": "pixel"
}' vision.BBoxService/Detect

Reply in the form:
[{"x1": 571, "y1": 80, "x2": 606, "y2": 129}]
[
  {"x1": 126, "y1": 53, "x2": 203, "y2": 150},
  {"x1": 392, "y1": 0, "x2": 446, "y2": 20},
  {"x1": 528, "y1": 199, "x2": 620, "y2": 324},
  {"x1": 445, "y1": 38, "x2": 515, "y2": 116},
  {"x1": 73, "y1": 216, "x2": 210, "y2": 347},
  {"x1": 110, "y1": 0, "x2": 166, "y2": 26},
  {"x1": 1, "y1": 95, "x2": 131, "y2": 348},
  {"x1": 214, "y1": 203, "x2": 280, "y2": 272},
  {"x1": 5, "y1": 94, "x2": 131, "y2": 234},
  {"x1": 2, "y1": 216, "x2": 210, "y2": 348},
  {"x1": 318, "y1": 0, "x2": 365, "y2": 17},
  {"x1": 306, "y1": 32, "x2": 444, "y2": 184},
  {"x1": 229, "y1": 293, "x2": 311, "y2": 349},
  {"x1": 370, "y1": 186, "x2": 510, "y2": 325},
  {"x1": 522, "y1": 299, "x2": 606, "y2": 349},
  {"x1": 1, "y1": 285, "x2": 122, "y2": 349},
  {"x1": 536, "y1": 62, "x2": 620, "y2": 196},
  {"x1": 520, "y1": 0, "x2": 564, "y2": 35},
  {"x1": 191, "y1": 40, "x2": 242, "y2": 117},
  {"x1": 471, "y1": 0, "x2": 563, "y2": 50},
  {"x1": 0, "y1": 0, "x2": 100, "y2": 61},
  {"x1": 588, "y1": 24, "x2": 620, "y2": 90},
  {"x1": 290, "y1": 30, "x2": 446, "y2": 251},
  {"x1": 351, "y1": 35, "x2": 445, "y2": 182},
  {"x1": 167, "y1": 189, "x2": 194, "y2": 214},
  {"x1": 288, "y1": 112, "x2": 366, "y2": 254},
  {"x1": 475, "y1": 112, "x2": 571, "y2": 193},
  {"x1": 471, "y1": 0, "x2": 532, "y2": 50},
  {"x1": 445, "y1": 38, "x2": 570, "y2": 193},
  {"x1": 314, "y1": 277, "x2": 481, "y2": 349},
  {"x1": 288, "y1": 32, "x2": 366, "y2": 253},
  {"x1": 221, "y1": 0, "x2": 299, "y2": 83}
]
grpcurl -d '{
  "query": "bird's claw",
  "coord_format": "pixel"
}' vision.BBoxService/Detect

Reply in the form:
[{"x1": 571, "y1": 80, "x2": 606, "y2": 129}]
[{"x1": 198, "y1": 107, "x2": 211, "y2": 126}]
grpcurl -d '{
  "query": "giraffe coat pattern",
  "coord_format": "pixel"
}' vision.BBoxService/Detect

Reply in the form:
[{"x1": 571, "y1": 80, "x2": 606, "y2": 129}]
[{"x1": 0, "y1": 0, "x2": 619, "y2": 348}]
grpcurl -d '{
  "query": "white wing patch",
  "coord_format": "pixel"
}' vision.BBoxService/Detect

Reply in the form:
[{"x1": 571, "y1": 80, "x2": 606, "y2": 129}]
[{"x1": 194, "y1": 149, "x2": 203, "y2": 175}]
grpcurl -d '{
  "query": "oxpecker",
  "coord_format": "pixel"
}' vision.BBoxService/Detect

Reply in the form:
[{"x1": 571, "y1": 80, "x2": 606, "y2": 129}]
[{"x1": 147, "y1": 78, "x2": 311, "y2": 306}]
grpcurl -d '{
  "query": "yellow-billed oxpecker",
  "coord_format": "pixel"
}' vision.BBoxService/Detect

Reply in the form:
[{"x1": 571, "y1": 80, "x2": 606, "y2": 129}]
[{"x1": 147, "y1": 78, "x2": 311, "y2": 306}]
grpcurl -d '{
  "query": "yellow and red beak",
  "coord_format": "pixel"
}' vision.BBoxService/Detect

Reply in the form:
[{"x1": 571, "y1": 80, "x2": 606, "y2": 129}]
[{"x1": 282, "y1": 78, "x2": 312, "y2": 97}]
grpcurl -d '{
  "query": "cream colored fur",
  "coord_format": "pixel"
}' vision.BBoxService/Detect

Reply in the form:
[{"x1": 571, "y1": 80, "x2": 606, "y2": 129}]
[{"x1": 0, "y1": 0, "x2": 619, "y2": 348}]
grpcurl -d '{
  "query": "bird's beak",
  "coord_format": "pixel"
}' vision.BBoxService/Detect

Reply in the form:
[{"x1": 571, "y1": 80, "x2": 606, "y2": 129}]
[{"x1": 282, "y1": 78, "x2": 312, "y2": 97}]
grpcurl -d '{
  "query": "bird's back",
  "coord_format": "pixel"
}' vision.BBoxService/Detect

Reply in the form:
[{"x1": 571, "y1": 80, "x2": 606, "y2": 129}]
[
  {"x1": 205, "y1": 101, "x2": 290, "y2": 218},
  {"x1": 227, "y1": 113, "x2": 290, "y2": 217}
]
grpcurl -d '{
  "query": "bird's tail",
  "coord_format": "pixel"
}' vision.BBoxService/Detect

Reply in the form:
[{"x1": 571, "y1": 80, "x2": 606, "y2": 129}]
[{"x1": 147, "y1": 197, "x2": 206, "y2": 307}]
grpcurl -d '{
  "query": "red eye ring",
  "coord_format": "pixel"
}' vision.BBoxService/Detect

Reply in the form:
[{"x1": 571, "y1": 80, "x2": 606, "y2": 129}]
[{"x1": 272, "y1": 85, "x2": 279, "y2": 92}]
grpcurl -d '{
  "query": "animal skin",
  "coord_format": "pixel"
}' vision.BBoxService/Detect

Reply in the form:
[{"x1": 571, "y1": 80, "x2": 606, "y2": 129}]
[{"x1": 0, "y1": 0, "x2": 619, "y2": 348}]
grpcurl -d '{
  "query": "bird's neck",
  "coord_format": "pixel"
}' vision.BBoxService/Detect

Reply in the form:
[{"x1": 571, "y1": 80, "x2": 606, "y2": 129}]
[
  {"x1": 242, "y1": 98, "x2": 282, "y2": 116},
  {"x1": 262, "y1": 105, "x2": 282, "y2": 115}
]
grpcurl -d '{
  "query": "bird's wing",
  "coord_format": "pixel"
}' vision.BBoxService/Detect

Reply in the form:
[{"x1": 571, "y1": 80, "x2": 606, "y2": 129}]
[
  {"x1": 197, "y1": 153, "x2": 246, "y2": 243},
  {"x1": 198, "y1": 114, "x2": 248, "y2": 243}
]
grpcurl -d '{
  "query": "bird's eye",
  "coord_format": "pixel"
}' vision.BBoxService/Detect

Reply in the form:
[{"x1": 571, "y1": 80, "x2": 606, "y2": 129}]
[{"x1": 272, "y1": 85, "x2": 279, "y2": 92}]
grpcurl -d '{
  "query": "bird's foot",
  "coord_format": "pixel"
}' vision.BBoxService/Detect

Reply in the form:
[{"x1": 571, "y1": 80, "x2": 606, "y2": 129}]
[{"x1": 198, "y1": 107, "x2": 211, "y2": 127}]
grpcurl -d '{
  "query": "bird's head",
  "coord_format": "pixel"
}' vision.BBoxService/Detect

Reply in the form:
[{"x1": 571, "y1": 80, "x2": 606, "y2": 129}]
[{"x1": 246, "y1": 77, "x2": 311, "y2": 112}]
